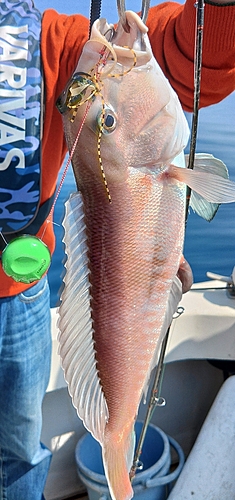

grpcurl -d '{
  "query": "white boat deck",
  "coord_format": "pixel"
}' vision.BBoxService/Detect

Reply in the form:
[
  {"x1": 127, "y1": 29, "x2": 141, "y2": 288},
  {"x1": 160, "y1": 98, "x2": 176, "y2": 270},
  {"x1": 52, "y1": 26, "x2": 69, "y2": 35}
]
[
  {"x1": 166, "y1": 279, "x2": 235, "y2": 362},
  {"x1": 42, "y1": 280, "x2": 235, "y2": 499}
]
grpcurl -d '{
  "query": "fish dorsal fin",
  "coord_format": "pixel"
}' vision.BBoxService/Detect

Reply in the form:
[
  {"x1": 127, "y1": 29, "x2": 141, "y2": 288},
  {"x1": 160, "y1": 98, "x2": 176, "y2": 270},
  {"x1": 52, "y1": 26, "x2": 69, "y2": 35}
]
[
  {"x1": 186, "y1": 153, "x2": 229, "y2": 221},
  {"x1": 58, "y1": 192, "x2": 109, "y2": 443}
]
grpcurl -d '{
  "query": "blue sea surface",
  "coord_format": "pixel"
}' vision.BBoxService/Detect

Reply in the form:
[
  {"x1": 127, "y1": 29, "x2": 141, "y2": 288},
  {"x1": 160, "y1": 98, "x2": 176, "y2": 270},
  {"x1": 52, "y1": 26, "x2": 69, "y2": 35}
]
[
  {"x1": 184, "y1": 93, "x2": 235, "y2": 284},
  {"x1": 48, "y1": 91, "x2": 235, "y2": 306}
]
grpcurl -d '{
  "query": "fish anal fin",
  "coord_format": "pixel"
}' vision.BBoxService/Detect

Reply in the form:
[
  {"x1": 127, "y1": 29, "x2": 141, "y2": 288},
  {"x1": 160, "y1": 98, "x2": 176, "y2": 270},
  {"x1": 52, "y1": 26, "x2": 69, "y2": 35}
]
[{"x1": 58, "y1": 192, "x2": 109, "y2": 444}]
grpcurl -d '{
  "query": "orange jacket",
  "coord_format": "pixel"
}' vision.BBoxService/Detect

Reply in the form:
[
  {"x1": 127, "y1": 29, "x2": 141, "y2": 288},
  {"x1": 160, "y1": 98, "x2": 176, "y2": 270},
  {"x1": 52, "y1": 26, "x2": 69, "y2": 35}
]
[{"x1": 1, "y1": 0, "x2": 235, "y2": 297}]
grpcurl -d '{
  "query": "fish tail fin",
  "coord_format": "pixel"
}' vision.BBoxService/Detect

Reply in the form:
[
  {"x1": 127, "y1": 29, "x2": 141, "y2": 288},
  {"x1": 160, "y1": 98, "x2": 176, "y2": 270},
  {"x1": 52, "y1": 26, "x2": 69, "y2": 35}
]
[{"x1": 102, "y1": 427, "x2": 135, "y2": 500}]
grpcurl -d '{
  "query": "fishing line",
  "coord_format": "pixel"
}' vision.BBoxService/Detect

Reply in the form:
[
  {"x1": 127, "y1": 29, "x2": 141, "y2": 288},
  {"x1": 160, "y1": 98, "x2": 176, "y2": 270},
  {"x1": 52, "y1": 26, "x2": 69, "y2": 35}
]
[
  {"x1": 108, "y1": 46, "x2": 137, "y2": 78},
  {"x1": 40, "y1": 101, "x2": 92, "y2": 242},
  {"x1": 86, "y1": 38, "x2": 117, "y2": 78},
  {"x1": 57, "y1": 24, "x2": 138, "y2": 203},
  {"x1": 1, "y1": 102, "x2": 91, "y2": 284},
  {"x1": 63, "y1": 44, "x2": 137, "y2": 203},
  {"x1": 0, "y1": 232, "x2": 7, "y2": 246},
  {"x1": 86, "y1": 39, "x2": 137, "y2": 79},
  {"x1": 97, "y1": 96, "x2": 112, "y2": 203},
  {"x1": 96, "y1": 46, "x2": 137, "y2": 203}
]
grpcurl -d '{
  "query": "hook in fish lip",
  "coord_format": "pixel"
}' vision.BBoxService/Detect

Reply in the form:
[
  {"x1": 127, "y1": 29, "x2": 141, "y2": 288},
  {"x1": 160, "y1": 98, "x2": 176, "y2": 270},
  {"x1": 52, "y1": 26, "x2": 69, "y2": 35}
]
[
  {"x1": 56, "y1": 72, "x2": 98, "y2": 115},
  {"x1": 103, "y1": 26, "x2": 116, "y2": 42}
]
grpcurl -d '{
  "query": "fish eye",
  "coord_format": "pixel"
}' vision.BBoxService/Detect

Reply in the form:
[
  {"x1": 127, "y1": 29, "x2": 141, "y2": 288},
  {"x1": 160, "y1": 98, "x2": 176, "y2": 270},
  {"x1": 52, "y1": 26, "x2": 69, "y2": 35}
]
[{"x1": 97, "y1": 106, "x2": 117, "y2": 134}]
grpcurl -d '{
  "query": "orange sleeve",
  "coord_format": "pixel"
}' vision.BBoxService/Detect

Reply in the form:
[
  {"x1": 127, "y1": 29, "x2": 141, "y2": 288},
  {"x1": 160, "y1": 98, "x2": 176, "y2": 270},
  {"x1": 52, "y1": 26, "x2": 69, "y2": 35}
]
[
  {"x1": 40, "y1": 10, "x2": 89, "y2": 203},
  {"x1": 147, "y1": 0, "x2": 235, "y2": 111}
]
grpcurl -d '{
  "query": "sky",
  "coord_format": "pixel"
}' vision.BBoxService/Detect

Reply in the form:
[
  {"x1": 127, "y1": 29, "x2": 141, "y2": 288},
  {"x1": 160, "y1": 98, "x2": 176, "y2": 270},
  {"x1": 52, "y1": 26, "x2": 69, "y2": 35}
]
[
  {"x1": 35, "y1": 0, "x2": 184, "y2": 22},
  {"x1": 35, "y1": 0, "x2": 143, "y2": 20}
]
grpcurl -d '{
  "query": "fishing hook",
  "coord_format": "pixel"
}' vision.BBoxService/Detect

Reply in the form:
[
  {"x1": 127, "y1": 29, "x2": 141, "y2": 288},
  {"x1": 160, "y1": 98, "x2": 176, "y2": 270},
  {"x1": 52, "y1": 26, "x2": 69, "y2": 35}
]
[{"x1": 117, "y1": 0, "x2": 150, "y2": 32}]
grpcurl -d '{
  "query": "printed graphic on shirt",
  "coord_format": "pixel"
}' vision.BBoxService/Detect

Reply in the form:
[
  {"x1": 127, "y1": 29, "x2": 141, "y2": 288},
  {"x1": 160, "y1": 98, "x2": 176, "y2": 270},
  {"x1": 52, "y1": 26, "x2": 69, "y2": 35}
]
[{"x1": 0, "y1": 0, "x2": 42, "y2": 234}]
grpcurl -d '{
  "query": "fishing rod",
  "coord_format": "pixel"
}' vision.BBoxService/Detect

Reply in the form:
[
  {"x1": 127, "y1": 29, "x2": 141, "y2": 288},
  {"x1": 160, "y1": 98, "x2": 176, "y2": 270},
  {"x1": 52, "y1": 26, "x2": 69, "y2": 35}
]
[
  {"x1": 185, "y1": 0, "x2": 205, "y2": 221},
  {"x1": 130, "y1": 0, "x2": 205, "y2": 480},
  {"x1": 130, "y1": 328, "x2": 170, "y2": 479}
]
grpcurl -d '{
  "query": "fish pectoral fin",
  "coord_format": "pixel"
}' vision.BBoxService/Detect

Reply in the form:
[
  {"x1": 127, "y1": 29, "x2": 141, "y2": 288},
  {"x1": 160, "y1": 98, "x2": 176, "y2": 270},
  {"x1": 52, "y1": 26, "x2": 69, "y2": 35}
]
[
  {"x1": 58, "y1": 192, "x2": 108, "y2": 444},
  {"x1": 189, "y1": 191, "x2": 219, "y2": 221},
  {"x1": 187, "y1": 153, "x2": 229, "y2": 220},
  {"x1": 102, "y1": 427, "x2": 135, "y2": 500},
  {"x1": 170, "y1": 153, "x2": 235, "y2": 212},
  {"x1": 185, "y1": 153, "x2": 229, "y2": 178}
]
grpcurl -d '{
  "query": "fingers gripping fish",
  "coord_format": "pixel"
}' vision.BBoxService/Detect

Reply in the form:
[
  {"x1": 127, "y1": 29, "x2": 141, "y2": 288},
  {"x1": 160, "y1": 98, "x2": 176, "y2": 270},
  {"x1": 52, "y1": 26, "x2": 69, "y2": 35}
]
[{"x1": 57, "y1": 11, "x2": 235, "y2": 500}]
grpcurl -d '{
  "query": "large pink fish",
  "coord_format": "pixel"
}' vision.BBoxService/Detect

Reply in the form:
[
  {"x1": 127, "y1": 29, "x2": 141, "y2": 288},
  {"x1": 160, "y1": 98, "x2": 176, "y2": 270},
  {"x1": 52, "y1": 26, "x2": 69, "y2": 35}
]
[{"x1": 57, "y1": 11, "x2": 235, "y2": 500}]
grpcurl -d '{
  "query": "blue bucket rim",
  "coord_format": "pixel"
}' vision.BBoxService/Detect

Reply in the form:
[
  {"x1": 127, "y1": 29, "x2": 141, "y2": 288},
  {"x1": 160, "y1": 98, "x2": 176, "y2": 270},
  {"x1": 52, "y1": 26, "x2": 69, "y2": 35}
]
[
  {"x1": 76, "y1": 432, "x2": 184, "y2": 496},
  {"x1": 75, "y1": 421, "x2": 170, "y2": 485}
]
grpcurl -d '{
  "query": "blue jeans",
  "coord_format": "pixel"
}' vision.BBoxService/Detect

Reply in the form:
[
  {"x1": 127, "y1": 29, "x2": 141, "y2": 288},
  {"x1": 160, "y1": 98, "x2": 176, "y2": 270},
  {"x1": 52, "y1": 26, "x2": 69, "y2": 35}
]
[{"x1": 0, "y1": 276, "x2": 52, "y2": 499}]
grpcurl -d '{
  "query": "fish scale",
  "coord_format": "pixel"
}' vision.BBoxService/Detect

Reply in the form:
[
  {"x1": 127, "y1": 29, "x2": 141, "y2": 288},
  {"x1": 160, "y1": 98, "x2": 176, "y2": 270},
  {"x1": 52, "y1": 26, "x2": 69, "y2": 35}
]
[
  {"x1": 56, "y1": 9, "x2": 235, "y2": 500},
  {"x1": 77, "y1": 172, "x2": 185, "y2": 434}
]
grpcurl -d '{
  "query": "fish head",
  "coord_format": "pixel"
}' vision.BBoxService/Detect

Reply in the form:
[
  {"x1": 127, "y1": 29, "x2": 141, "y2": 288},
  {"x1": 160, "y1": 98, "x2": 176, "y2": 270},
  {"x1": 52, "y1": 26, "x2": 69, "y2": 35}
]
[{"x1": 57, "y1": 11, "x2": 190, "y2": 194}]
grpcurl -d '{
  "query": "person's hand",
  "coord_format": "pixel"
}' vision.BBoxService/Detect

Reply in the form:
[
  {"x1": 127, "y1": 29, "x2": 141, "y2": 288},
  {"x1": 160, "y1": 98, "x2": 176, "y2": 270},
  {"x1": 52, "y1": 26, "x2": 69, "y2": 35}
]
[{"x1": 177, "y1": 256, "x2": 193, "y2": 294}]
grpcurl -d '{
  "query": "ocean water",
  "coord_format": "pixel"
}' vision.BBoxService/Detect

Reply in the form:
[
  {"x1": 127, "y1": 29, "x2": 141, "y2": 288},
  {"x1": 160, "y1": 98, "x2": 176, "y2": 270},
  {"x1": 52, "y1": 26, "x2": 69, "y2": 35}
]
[{"x1": 48, "y1": 91, "x2": 235, "y2": 307}]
